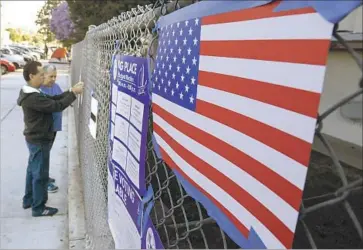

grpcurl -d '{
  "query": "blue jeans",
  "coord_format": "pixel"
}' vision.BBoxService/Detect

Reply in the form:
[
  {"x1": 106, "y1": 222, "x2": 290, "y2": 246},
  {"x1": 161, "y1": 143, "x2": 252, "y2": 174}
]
[{"x1": 23, "y1": 141, "x2": 52, "y2": 213}]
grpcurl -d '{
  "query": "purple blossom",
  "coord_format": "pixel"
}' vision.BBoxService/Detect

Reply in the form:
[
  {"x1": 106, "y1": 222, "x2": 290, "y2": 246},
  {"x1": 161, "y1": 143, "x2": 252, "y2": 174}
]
[{"x1": 49, "y1": 2, "x2": 75, "y2": 40}]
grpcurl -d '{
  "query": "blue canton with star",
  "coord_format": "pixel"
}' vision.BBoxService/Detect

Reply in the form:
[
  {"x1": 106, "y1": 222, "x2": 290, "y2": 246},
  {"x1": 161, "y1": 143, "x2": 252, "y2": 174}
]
[{"x1": 152, "y1": 18, "x2": 201, "y2": 111}]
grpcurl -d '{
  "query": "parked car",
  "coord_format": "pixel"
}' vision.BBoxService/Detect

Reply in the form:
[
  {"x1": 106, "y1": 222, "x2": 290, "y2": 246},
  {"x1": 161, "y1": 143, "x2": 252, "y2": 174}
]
[
  {"x1": 1, "y1": 58, "x2": 16, "y2": 75},
  {"x1": 0, "y1": 49, "x2": 26, "y2": 69},
  {"x1": 3, "y1": 46, "x2": 33, "y2": 62},
  {"x1": 12, "y1": 45, "x2": 41, "y2": 61}
]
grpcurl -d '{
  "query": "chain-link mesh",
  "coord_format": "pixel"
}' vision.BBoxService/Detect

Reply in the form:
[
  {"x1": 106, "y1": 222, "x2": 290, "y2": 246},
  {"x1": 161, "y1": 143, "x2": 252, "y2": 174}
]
[{"x1": 70, "y1": 1, "x2": 363, "y2": 249}]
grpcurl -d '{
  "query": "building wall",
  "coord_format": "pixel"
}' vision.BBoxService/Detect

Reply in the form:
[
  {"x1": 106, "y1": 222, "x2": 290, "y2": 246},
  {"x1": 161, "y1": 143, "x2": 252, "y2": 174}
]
[{"x1": 313, "y1": 50, "x2": 362, "y2": 169}]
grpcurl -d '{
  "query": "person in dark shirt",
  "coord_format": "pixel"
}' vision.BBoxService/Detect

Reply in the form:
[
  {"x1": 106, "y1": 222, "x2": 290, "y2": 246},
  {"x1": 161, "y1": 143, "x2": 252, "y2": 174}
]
[{"x1": 17, "y1": 61, "x2": 83, "y2": 217}]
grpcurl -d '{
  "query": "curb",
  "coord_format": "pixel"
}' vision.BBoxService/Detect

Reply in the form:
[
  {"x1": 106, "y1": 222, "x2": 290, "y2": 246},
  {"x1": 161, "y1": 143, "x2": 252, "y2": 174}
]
[{"x1": 68, "y1": 106, "x2": 87, "y2": 249}]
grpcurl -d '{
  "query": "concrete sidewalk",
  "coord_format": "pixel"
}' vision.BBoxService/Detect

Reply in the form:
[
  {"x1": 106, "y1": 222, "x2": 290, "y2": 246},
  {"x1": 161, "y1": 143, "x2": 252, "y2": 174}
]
[{"x1": 0, "y1": 68, "x2": 83, "y2": 249}]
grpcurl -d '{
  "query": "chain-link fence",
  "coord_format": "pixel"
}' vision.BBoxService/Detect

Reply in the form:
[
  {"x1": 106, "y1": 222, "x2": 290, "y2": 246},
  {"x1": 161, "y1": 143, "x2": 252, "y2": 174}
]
[{"x1": 70, "y1": 1, "x2": 363, "y2": 249}]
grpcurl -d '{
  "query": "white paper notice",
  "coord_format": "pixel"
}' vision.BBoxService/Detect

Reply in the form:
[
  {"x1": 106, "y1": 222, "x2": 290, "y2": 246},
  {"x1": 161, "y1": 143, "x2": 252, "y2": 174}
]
[
  {"x1": 114, "y1": 115, "x2": 129, "y2": 144},
  {"x1": 110, "y1": 122, "x2": 115, "y2": 141},
  {"x1": 126, "y1": 153, "x2": 139, "y2": 189},
  {"x1": 112, "y1": 84, "x2": 118, "y2": 104},
  {"x1": 117, "y1": 92, "x2": 131, "y2": 119},
  {"x1": 130, "y1": 97, "x2": 145, "y2": 132},
  {"x1": 127, "y1": 125, "x2": 141, "y2": 161},
  {"x1": 111, "y1": 197, "x2": 141, "y2": 249},
  {"x1": 112, "y1": 139, "x2": 128, "y2": 170},
  {"x1": 91, "y1": 96, "x2": 98, "y2": 117},
  {"x1": 111, "y1": 103, "x2": 117, "y2": 122}
]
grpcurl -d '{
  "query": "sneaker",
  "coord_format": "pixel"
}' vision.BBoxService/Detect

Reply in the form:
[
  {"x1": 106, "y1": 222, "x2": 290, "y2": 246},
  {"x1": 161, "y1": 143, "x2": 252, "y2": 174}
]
[
  {"x1": 32, "y1": 206, "x2": 58, "y2": 217},
  {"x1": 49, "y1": 177, "x2": 55, "y2": 183},
  {"x1": 22, "y1": 203, "x2": 31, "y2": 209},
  {"x1": 48, "y1": 183, "x2": 59, "y2": 193}
]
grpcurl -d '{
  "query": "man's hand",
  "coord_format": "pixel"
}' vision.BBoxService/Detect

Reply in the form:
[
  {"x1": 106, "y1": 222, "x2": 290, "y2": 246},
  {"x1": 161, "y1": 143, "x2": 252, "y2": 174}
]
[{"x1": 71, "y1": 82, "x2": 84, "y2": 95}]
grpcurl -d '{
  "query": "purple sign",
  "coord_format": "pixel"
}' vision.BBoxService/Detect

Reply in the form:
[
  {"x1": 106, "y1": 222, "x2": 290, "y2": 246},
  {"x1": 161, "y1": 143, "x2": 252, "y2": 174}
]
[
  {"x1": 110, "y1": 54, "x2": 150, "y2": 196},
  {"x1": 141, "y1": 217, "x2": 164, "y2": 249},
  {"x1": 114, "y1": 167, "x2": 142, "y2": 233}
]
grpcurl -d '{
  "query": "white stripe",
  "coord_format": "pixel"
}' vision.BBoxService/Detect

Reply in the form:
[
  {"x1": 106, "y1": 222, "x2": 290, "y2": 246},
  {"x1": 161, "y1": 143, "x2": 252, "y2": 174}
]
[
  {"x1": 198, "y1": 86, "x2": 316, "y2": 143},
  {"x1": 154, "y1": 113, "x2": 298, "y2": 231},
  {"x1": 153, "y1": 94, "x2": 307, "y2": 189},
  {"x1": 199, "y1": 55, "x2": 326, "y2": 93},
  {"x1": 201, "y1": 13, "x2": 333, "y2": 41},
  {"x1": 154, "y1": 133, "x2": 285, "y2": 249}
]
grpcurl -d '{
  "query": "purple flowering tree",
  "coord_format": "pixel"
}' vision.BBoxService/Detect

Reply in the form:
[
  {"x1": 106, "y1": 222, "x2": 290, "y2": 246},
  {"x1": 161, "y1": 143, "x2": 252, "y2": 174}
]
[{"x1": 49, "y1": 2, "x2": 75, "y2": 41}]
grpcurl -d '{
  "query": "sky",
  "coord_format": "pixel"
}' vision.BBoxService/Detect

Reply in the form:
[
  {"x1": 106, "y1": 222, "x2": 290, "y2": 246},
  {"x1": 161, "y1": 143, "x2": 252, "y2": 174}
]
[{"x1": 1, "y1": 0, "x2": 46, "y2": 33}]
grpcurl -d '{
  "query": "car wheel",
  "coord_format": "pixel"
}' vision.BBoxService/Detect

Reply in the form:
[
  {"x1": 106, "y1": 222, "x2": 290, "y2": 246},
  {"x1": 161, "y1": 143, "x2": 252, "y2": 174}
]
[
  {"x1": 1, "y1": 65, "x2": 8, "y2": 75},
  {"x1": 13, "y1": 63, "x2": 20, "y2": 69}
]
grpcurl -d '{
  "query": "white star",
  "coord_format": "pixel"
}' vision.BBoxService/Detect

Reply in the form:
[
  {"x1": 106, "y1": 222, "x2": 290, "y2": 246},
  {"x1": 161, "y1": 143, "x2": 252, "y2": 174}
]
[
  {"x1": 163, "y1": 40, "x2": 166, "y2": 45},
  {"x1": 175, "y1": 39, "x2": 178, "y2": 45},
  {"x1": 172, "y1": 31, "x2": 175, "y2": 36},
  {"x1": 170, "y1": 48, "x2": 174, "y2": 53},
  {"x1": 185, "y1": 85, "x2": 189, "y2": 92},
  {"x1": 153, "y1": 69, "x2": 156, "y2": 74},
  {"x1": 194, "y1": 18, "x2": 199, "y2": 25},
  {"x1": 158, "y1": 70, "x2": 161, "y2": 75},
  {"x1": 188, "y1": 27, "x2": 193, "y2": 35},
  {"x1": 193, "y1": 37, "x2": 198, "y2": 45},
  {"x1": 179, "y1": 29, "x2": 183, "y2": 36},
  {"x1": 161, "y1": 78, "x2": 164, "y2": 84},
  {"x1": 169, "y1": 64, "x2": 172, "y2": 70},
  {"x1": 191, "y1": 76, "x2": 196, "y2": 84},
  {"x1": 189, "y1": 95, "x2": 194, "y2": 103},
  {"x1": 168, "y1": 39, "x2": 171, "y2": 45},
  {"x1": 176, "y1": 82, "x2": 179, "y2": 89},
  {"x1": 168, "y1": 80, "x2": 171, "y2": 86},
  {"x1": 164, "y1": 48, "x2": 166, "y2": 53},
  {"x1": 182, "y1": 56, "x2": 186, "y2": 64},
  {"x1": 185, "y1": 20, "x2": 189, "y2": 26},
  {"x1": 164, "y1": 87, "x2": 167, "y2": 93},
  {"x1": 173, "y1": 56, "x2": 177, "y2": 62},
  {"x1": 172, "y1": 73, "x2": 176, "y2": 79},
  {"x1": 153, "y1": 82, "x2": 155, "y2": 88},
  {"x1": 192, "y1": 57, "x2": 197, "y2": 65},
  {"x1": 158, "y1": 85, "x2": 161, "y2": 90},
  {"x1": 186, "y1": 66, "x2": 191, "y2": 74},
  {"x1": 164, "y1": 71, "x2": 168, "y2": 77},
  {"x1": 183, "y1": 37, "x2": 187, "y2": 45},
  {"x1": 181, "y1": 74, "x2": 185, "y2": 82},
  {"x1": 160, "y1": 55, "x2": 163, "y2": 60},
  {"x1": 166, "y1": 55, "x2": 169, "y2": 61},
  {"x1": 187, "y1": 48, "x2": 192, "y2": 55},
  {"x1": 179, "y1": 92, "x2": 184, "y2": 99},
  {"x1": 156, "y1": 62, "x2": 159, "y2": 67},
  {"x1": 177, "y1": 22, "x2": 180, "y2": 28},
  {"x1": 177, "y1": 65, "x2": 181, "y2": 72},
  {"x1": 171, "y1": 89, "x2": 175, "y2": 96},
  {"x1": 162, "y1": 63, "x2": 165, "y2": 69},
  {"x1": 178, "y1": 47, "x2": 182, "y2": 54},
  {"x1": 155, "y1": 76, "x2": 158, "y2": 81}
]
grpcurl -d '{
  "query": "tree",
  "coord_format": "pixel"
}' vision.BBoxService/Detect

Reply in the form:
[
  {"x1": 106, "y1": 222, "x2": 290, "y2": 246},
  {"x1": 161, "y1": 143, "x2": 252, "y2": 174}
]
[
  {"x1": 65, "y1": 0, "x2": 153, "y2": 43},
  {"x1": 22, "y1": 34, "x2": 31, "y2": 42},
  {"x1": 36, "y1": 0, "x2": 61, "y2": 44},
  {"x1": 6, "y1": 28, "x2": 22, "y2": 43},
  {"x1": 49, "y1": 2, "x2": 75, "y2": 41}
]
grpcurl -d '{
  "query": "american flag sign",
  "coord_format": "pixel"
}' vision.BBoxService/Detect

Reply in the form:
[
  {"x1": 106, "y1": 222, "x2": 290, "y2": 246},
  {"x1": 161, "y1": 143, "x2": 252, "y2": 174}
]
[{"x1": 151, "y1": 2, "x2": 334, "y2": 248}]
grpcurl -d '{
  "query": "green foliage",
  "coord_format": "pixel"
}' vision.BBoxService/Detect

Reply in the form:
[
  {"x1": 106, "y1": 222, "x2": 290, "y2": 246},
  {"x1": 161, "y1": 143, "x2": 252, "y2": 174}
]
[
  {"x1": 6, "y1": 28, "x2": 22, "y2": 43},
  {"x1": 36, "y1": 0, "x2": 61, "y2": 44}
]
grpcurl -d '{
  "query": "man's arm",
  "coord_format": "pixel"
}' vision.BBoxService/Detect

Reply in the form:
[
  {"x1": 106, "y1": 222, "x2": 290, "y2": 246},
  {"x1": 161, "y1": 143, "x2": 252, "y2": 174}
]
[
  {"x1": 48, "y1": 90, "x2": 71, "y2": 100},
  {"x1": 27, "y1": 92, "x2": 77, "y2": 113}
]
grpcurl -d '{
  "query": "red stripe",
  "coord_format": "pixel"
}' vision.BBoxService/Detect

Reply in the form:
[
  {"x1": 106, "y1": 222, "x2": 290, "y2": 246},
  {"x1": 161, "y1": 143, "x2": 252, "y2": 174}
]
[
  {"x1": 154, "y1": 123, "x2": 294, "y2": 248},
  {"x1": 196, "y1": 99, "x2": 312, "y2": 167},
  {"x1": 153, "y1": 104, "x2": 302, "y2": 210},
  {"x1": 200, "y1": 40, "x2": 331, "y2": 66},
  {"x1": 158, "y1": 147, "x2": 250, "y2": 237},
  {"x1": 202, "y1": 0, "x2": 315, "y2": 25},
  {"x1": 198, "y1": 71, "x2": 321, "y2": 118}
]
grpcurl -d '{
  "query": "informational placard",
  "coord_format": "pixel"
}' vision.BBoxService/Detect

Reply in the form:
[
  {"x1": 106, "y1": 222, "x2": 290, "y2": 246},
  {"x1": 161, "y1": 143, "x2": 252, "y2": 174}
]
[
  {"x1": 89, "y1": 93, "x2": 98, "y2": 139},
  {"x1": 110, "y1": 54, "x2": 150, "y2": 196}
]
